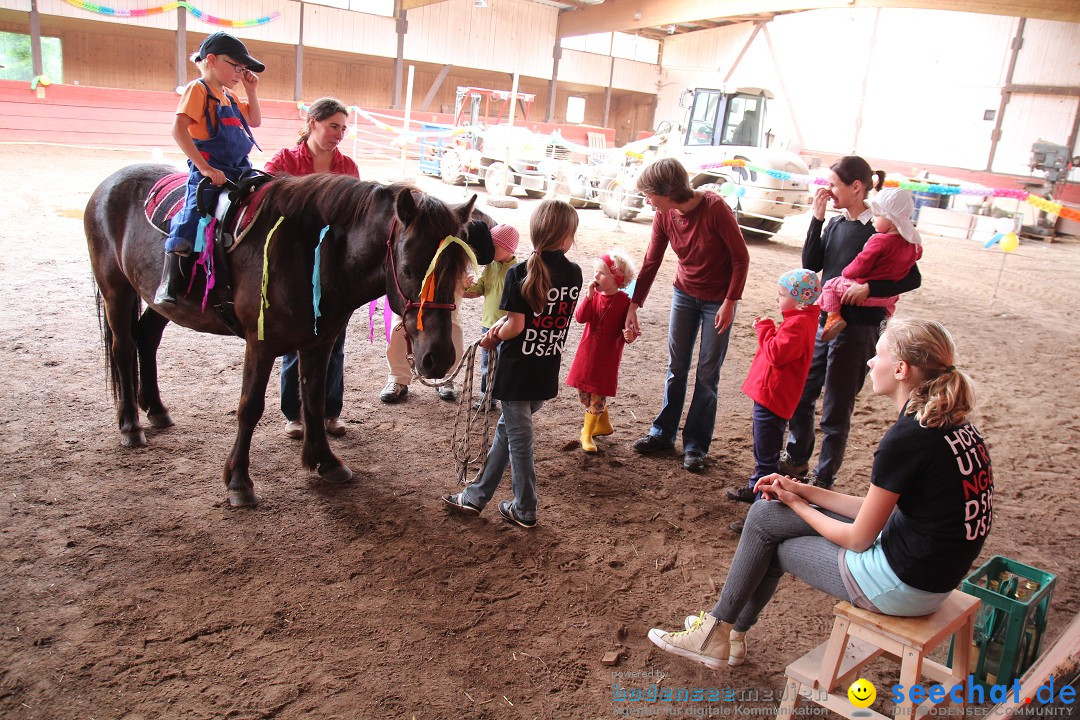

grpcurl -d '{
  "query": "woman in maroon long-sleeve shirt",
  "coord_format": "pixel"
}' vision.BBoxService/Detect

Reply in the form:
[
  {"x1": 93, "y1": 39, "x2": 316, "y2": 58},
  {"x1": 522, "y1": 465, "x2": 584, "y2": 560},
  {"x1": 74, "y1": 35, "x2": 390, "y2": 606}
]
[{"x1": 625, "y1": 159, "x2": 749, "y2": 472}]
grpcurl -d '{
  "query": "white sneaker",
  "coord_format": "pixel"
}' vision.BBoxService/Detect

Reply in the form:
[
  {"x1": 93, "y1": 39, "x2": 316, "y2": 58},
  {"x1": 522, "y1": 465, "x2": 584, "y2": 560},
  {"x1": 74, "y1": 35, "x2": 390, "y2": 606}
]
[
  {"x1": 380, "y1": 381, "x2": 409, "y2": 404},
  {"x1": 283, "y1": 420, "x2": 303, "y2": 439},
  {"x1": 648, "y1": 612, "x2": 731, "y2": 670},
  {"x1": 684, "y1": 612, "x2": 747, "y2": 667}
]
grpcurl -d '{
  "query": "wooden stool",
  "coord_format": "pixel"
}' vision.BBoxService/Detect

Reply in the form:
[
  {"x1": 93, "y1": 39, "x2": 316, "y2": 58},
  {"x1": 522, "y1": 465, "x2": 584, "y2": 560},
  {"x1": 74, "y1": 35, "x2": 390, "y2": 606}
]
[{"x1": 778, "y1": 590, "x2": 980, "y2": 720}]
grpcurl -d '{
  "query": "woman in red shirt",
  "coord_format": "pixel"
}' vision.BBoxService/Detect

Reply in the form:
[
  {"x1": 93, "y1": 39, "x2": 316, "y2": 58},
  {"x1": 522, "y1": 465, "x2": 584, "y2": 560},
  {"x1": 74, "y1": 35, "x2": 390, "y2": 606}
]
[{"x1": 264, "y1": 97, "x2": 359, "y2": 439}]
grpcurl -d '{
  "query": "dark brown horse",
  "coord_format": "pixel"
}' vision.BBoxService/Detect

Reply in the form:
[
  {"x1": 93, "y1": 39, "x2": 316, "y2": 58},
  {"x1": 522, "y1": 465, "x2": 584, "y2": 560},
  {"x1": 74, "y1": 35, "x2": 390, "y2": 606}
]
[{"x1": 86, "y1": 165, "x2": 476, "y2": 506}]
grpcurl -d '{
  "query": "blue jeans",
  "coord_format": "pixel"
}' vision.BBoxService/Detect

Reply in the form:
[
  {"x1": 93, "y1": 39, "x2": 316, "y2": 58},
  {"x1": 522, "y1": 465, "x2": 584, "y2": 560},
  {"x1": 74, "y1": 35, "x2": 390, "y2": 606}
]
[
  {"x1": 479, "y1": 326, "x2": 492, "y2": 393},
  {"x1": 785, "y1": 323, "x2": 879, "y2": 484},
  {"x1": 463, "y1": 399, "x2": 544, "y2": 522},
  {"x1": 279, "y1": 329, "x2": 347, "y2": 421},
  {"x1": 651, "y1": 288, "x2": 734, "y2": 455},
  {"x1": 749, "y1": 401, "x2": 787, "y2": 487}
]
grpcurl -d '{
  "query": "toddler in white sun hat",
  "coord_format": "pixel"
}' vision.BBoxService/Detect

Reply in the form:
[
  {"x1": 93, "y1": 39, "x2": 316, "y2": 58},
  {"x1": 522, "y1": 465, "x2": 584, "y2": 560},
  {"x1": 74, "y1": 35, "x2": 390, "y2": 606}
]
[{"x1": 819, "y1": 187, "x2": 923, "y2": 341}]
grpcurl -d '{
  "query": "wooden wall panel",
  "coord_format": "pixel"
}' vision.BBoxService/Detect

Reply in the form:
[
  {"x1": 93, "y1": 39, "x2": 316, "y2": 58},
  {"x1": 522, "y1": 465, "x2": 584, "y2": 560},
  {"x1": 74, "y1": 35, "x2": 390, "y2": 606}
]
[
  {"x1": 559, "y1": 49, "x2": 611, "y2": 88},
  {"x1": 406, "y1": 0, "x2": 557, "y2": 79},
  {"x1": 302, "y1": 3, "x2": 396, "y2": 57},
  {"x1": 1012, "y1": 18, "x2": 1080, "y2": 86},
  {"x1": 611, "y1": 57, "x2": 658, "y2": 95},
  {"x1": 0, "y1": 1, "x2": 31, "y2": 11}
]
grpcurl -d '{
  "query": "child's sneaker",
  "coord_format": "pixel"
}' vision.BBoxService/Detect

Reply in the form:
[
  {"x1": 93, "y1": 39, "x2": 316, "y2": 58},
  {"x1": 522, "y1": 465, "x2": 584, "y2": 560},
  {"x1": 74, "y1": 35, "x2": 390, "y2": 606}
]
[
  {"x1": 647, "y1": 613, "x2": 731, "y2": 670},
  {"x1": 820, "y1": 312, "x2": 847, "y2": 342}
]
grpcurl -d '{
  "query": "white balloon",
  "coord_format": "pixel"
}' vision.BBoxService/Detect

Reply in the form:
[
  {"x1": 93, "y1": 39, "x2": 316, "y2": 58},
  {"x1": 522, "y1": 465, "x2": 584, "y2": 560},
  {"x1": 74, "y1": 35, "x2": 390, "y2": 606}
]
[
  {"x1": 995, "y1": 216, "x2": 1015, "y2": 233},
  {"x1": 151, "y1": 147, "x2": 164, "y2": 162}
]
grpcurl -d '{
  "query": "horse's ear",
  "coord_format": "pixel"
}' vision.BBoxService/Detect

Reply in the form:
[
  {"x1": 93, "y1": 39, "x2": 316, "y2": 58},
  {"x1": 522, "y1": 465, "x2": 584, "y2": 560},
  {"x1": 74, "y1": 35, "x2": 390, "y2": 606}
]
[
  {"x1": 395, "y1": 188, "x2": 419, "y2": 226},
  {"x1": 455, "y1": 194, "x2": 478, "y2": 225}
]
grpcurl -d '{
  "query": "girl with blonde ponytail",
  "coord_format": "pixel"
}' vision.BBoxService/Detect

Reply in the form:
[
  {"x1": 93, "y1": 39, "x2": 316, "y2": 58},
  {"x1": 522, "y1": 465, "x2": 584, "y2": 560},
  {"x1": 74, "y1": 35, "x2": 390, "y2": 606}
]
[
  {"x1": 648, "y1": 316, "x2": 992, "y2": 671},
  {"x1": 442, "y1": 200, "x2": 583, "y2": 529}
]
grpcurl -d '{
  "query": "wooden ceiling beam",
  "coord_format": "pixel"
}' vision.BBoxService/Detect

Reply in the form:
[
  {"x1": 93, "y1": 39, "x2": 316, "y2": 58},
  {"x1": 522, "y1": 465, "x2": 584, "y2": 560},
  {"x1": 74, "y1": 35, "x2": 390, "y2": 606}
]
[
  {"x1": 556, "y1": 0, "x2": 1080, "y2": 38},
  {"x1": 402, "y1": 0, "x2": 448, "y2": 10}
]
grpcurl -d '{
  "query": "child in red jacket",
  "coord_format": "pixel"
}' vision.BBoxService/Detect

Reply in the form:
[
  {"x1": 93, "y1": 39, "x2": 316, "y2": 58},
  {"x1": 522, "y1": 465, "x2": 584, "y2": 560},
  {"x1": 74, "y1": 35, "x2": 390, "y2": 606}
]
[
  {"x1": 726, "y1": 269, "x2": 821, "y2": 521},
  {"x1": 566, "y1": 249, "x2": 638, "y2": 453}
]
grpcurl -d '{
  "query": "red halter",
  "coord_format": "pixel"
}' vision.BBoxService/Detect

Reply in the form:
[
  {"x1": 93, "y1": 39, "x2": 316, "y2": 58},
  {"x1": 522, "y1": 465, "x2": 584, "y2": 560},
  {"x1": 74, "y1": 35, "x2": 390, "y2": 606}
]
[{"x1": 384, "y1": 216, "x2": 457, "y2": 356}]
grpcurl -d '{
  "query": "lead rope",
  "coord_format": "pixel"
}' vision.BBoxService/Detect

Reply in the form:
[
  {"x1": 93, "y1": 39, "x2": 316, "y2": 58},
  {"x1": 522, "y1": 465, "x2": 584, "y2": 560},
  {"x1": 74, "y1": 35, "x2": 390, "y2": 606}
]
[{"x1": 450, "y1": 338, "x2": 499, "y2": 486}]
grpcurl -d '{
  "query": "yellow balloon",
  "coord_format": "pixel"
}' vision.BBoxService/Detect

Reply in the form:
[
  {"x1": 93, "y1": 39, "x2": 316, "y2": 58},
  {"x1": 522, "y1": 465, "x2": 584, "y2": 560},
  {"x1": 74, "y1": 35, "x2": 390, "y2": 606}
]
[{"x1": 1000, "y1": 232, "x2": 1019, "y2": 253}]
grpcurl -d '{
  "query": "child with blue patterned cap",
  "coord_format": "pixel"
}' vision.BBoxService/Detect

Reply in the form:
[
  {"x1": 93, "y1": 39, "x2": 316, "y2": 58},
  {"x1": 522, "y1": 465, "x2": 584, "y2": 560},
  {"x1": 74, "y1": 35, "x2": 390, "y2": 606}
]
[{"x1": 726, "y1": 269, "x2": 822, "y2": 536}]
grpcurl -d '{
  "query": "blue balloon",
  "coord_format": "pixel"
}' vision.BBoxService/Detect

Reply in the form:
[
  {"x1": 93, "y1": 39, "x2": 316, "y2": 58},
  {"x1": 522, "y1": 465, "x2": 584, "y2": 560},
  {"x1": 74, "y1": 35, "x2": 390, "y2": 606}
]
[
  {"x1": 735, "y1": 186, "x2": 747, "y2": 197},
  {"x1": 983, "y1": 233, "x2": 1003, "y2": 248}
]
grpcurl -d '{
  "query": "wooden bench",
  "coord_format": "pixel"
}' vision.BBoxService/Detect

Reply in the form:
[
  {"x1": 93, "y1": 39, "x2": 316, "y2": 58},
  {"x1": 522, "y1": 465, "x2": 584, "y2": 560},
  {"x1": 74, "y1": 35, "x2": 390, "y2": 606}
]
[{"x1": 777, "y1": 590, "x2": 980, "y2": 720}]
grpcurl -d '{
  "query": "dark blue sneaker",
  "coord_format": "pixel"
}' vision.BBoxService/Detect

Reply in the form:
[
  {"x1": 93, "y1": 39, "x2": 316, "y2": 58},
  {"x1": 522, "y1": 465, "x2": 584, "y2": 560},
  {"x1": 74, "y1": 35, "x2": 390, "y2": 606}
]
[
  {"x1": 498, "y1": 501, "x2": 536, "y2": 529},
  {"x1": 442, "y1": 492, "x2": 481, "y2": 515}
]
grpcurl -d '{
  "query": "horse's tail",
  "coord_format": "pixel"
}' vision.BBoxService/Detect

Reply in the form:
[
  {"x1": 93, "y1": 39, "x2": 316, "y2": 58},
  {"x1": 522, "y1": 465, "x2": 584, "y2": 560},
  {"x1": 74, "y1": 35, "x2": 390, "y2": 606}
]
[{"x1": 93, "y1": 281, "x2": 140, "y2": 406}]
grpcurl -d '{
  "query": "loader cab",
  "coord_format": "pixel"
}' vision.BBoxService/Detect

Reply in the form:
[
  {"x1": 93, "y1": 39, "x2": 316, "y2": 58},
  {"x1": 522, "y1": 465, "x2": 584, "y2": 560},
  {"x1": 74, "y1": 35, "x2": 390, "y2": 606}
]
[{"x1": 683, "y1": 88, "x2": 769, "y2": 149}]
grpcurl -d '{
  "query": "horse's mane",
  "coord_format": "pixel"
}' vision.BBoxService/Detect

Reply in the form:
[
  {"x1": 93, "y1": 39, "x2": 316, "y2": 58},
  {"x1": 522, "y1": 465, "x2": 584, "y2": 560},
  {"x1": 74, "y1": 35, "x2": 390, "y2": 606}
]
[
  {"x1": 262, "y1": 173, "x2": 403, "y2": 228},
  {"x1": 262, "y1": 173, "x2": 471, "y2": 297}
]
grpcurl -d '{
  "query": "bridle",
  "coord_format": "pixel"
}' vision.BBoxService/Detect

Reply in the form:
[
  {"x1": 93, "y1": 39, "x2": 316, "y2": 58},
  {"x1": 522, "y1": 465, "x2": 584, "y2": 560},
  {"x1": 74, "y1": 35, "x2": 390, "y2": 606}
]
[{"x1": 384, "y1": 216, "x2": 458, "y2": 382}]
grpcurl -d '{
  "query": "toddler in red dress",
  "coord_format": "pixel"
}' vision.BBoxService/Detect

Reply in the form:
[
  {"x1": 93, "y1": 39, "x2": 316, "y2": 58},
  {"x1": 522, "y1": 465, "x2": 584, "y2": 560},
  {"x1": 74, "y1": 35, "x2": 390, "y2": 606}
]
[{"x1": 566, "y1": 249, "x2": 638, "y2": 453}]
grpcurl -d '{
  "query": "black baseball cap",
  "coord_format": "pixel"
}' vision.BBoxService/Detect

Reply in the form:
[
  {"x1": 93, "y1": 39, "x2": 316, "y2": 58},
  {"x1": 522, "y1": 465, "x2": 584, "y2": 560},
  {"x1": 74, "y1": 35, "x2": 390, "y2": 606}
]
[{"x1": 197, "y1": 32, "x2": 265, "y2": 73}]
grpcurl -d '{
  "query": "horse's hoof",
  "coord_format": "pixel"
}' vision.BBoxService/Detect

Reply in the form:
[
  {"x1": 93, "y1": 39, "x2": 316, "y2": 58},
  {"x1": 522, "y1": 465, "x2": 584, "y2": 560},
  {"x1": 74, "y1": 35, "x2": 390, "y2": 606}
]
[
  {"x1": 320, "y1": 464, "x2": 354, "y2": 485},
  {"x1": 146, "y1": 411, "x2": 174, "y2": 428},
  {"x1": 227, "y1": 489, "x2": 260, "y2": 507},
  {"x1": 121, "y1": 430, "x2": 147, "y2": 447}
]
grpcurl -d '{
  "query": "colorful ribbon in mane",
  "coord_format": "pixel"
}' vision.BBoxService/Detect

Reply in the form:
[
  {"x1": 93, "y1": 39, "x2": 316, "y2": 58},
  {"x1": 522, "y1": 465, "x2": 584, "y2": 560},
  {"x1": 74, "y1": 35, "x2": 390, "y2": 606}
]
[
  {"x1": 258, "y1": 215, "x2": 284, "y2": 341},
  {"x1": 416, "y1": 235, "x2": 478, "y2": 331}
]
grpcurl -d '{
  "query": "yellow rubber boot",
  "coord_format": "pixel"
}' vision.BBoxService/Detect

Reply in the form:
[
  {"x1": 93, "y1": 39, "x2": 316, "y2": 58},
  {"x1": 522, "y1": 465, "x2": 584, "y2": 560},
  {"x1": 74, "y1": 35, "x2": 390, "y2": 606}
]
[
  {"x1": 593, "y1": 407, "x2": 614, "y2": 437},
  {"x1": 580, "y1": 412, "x2": 599, "y2": 453}
]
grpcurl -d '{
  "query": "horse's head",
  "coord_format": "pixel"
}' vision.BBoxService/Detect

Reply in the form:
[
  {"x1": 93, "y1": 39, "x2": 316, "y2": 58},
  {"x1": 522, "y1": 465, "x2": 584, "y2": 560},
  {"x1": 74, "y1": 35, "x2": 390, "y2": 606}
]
[{"x1": 386, "y1": 188, "x2": 478, "y2": 379}]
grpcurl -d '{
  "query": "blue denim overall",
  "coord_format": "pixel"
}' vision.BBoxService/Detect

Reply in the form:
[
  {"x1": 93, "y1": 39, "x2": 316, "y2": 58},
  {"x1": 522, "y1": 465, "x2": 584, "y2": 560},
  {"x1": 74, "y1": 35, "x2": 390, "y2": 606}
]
[{"x1": 165, "y1": 80, "x2": 257, "y2": 253}]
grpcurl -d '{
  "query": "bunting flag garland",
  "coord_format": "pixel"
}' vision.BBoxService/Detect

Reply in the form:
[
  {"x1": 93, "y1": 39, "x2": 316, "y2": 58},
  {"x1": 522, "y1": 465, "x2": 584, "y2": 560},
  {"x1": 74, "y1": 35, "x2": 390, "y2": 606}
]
[{"x1": 63, "y1": 0, "x2": 281, "y2": 28}]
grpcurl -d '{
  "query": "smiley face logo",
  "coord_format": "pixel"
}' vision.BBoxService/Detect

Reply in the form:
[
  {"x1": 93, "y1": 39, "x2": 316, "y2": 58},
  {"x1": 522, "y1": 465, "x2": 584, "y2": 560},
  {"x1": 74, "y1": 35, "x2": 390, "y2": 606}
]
[{"x1": 847, "y1": 678, "x2": 876, "y2": 708}]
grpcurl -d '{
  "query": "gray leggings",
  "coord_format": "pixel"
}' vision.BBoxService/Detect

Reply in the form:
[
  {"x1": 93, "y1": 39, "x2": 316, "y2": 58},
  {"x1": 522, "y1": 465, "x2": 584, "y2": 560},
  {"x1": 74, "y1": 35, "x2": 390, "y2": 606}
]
[{"x1": 711, "y1": 500, "x2": 854, "y2": 632}]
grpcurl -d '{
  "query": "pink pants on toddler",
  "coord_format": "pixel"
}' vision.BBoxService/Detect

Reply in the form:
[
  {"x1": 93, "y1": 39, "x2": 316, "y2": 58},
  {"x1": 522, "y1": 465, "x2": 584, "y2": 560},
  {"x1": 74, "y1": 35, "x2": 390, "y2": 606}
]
[{"x1": 820, "y1": 276, "x2": 897, "y2": 315}]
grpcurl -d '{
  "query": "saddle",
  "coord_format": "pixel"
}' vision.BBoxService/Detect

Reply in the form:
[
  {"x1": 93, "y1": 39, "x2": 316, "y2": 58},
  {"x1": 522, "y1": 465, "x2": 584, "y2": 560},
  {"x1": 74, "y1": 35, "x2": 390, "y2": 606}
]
[{"x1": 144, "y1": 171, "x2": 274, "y2": 336}]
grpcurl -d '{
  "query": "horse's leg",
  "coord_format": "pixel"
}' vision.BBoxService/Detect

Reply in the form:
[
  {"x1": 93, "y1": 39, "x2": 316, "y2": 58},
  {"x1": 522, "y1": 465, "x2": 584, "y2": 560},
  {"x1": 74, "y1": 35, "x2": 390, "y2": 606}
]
[
  {"x1": 102, "y1": 286, "x2": 145, "y2": 447},
  {"x1": 299, "y1": 345, "x2": 353, "y2": 485},
  {"x1": 223, "y1": 341, "x2": 276, "y2": 507},
  {"x1": 135, "y1": 307, "x2": 173, "y2": 428}
]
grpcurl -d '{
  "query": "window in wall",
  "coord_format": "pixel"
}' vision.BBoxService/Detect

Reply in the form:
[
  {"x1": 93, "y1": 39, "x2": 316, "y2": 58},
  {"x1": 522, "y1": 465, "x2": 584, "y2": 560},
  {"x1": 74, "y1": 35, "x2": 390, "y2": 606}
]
[
  {"x1": 0, "y1": 32, "x2": 62, "y2": 82},
  {"x1": 566, "y1": 96, "x2": 586, "y2": 124}
]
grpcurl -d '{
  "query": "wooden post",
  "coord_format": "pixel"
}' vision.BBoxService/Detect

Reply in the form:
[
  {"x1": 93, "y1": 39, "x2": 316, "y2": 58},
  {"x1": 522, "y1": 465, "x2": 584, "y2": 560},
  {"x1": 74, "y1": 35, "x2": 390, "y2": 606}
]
[
  {"x1": 294, "y1": 1, "x2": 305, "y2": 102},
  {"x1": 419, "y1": 64, "x2": 452, "y2": 112},
  {"x1": 603, "y1": 56, "x2": 614, "y2": 128},
  {"x1": 400, "y1": 65, "x2": 414, "y2": 178},
  {"x1": 722, "y1": 21, "x2": 762, "y2": 83},
  {"x1": 986, "y1": 18, "x2": 1026, "y2": 172},
  {"x1": 506, "y1": 72, "x2": 520, "y2": 181},
  {"x1": 546, "y1": 40, "x2": 561, "y2": 123},
  {"x1": 29, "y1": 0, "x2": 43, "y2": 77},
  {"x1": 393, "y1": 1, "x2": 407, "y2": 110},
  {"x1": 761, "y1": 22, "x2": 805, "y2": 150},
  {"x1": 175, "y1": 6, "x2": 187, "y2": 90}
]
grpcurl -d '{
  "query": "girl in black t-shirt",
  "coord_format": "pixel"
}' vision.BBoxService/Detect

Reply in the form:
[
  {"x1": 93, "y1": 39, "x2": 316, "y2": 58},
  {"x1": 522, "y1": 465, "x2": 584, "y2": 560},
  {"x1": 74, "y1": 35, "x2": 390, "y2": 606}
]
[
  {"x1": 647, "y1": 318, "x2": 991, "y2": 671},
  {"x1": 442, "y1": 200, "x2": 583, "y2": 529}
]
